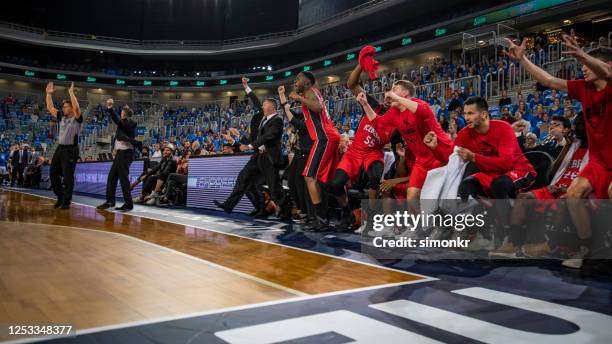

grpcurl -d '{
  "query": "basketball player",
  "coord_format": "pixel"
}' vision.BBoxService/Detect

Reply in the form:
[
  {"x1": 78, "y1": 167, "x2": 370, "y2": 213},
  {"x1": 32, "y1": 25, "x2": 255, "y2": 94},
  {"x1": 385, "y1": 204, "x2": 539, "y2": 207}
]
[
  {"x1": 346, "y1": 63, "x2": 453, "y2": 200},
  {"x1": 288, "y1": 71, "x2": 340, "y2": 230},
  {"x1": 505, "y1": 36, "x2": 610, "y2": 268},
  {"x1": 45, "y1": 82, "x2": 82, "y2": 209},
  {"x1": 330, "y1": 91, "x2": 396, "y2": 229},
  {"x1": 451, "y1": 97, "x2": 536, "y2": 199}
]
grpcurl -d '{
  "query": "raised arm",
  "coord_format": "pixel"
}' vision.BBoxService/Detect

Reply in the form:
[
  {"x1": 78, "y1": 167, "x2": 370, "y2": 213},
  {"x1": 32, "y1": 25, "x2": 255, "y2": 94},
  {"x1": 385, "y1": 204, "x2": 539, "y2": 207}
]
[
  {"x1": 386, "y1": 91, "x2": 418, "y2": 113},
  {"x1": 67, "y1": 82, "x2": 81, "y2": 119},
  {"x1": 105, "y1": 98, "x2": 120, "y2": 126},
  {"x1": 505, "y1": 38, "x2": 568, "y2": 92},
  {"x1": 561, "y1": 34, "x2": 612, "y2": 83},
  {"x1": 356, "y1": 92, "x2": 377, "y2": 121},
  {"x1": 347, "y1": 64, "x2": 366, "y2": 97},
  {"x1": 45, "y1": 82, "x2": 58, "y2": 118},
  {"x1": 277, "y1": 85, "x2": 295, "y2": 122},
  {"x1": 242, "y1": 77, "x2": 262, "y2": 111},
  {"x1": 291, "y1": 88, "x2": 322, "y2": 114}
]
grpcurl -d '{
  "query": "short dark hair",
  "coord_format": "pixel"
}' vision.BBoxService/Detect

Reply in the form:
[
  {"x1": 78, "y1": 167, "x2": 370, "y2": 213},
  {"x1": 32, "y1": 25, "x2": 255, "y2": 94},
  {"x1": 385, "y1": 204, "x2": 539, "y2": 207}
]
[
  {"x1": 393, "y1": 80, "x2": 416, "y2": 97},
  {"x1": 62, "y1": 99, "x2": 72, "y2": 107},
  {"x1": 301, "y1": 71, "x2": 316, "y2": 85},
  {"x1": 463, "y1": 96, "x2": 488, "y2": 112},
  {"x1": 587, "y1": 46, "x2": 611, "y2": 62},
  {"x1": 551, "y1": 115, "x2": 571, "y2": 128}
]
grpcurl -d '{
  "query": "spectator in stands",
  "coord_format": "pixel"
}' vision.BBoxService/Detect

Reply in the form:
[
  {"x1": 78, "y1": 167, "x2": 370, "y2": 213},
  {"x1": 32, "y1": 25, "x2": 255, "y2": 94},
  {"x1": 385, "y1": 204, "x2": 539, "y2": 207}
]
[
  {"x1": 134, "y1": 144, "x2": 177, "y2": 204},
  {"x1": 438, "y1": 115, "x2": 449, "y2": 132},
  {"x1": 500, "y1": 106, "x2": 515, "y2": 124},
  {"x1": 151, "y1": 143, "x2": 162, "y2": 158},
  {"x1": 448, "y1": 91, "x2": 462, "y2": 113},
  {"x1": 524, "y1": 132, "x2": 538, "y2": 149},
  {"x1": 191, "y1": 140, "x2": 202, "y2": 155},
  {"x1": 549, "y1": 97, "x2": 563, "y2": 116},
  {"x1": 515, "y1": 100, "x2": 530, "y2": 120},
  {"x1": 524, "y1": 116, "x2": 571, "y2": 159},
  {"x1": 158, "y1": 150, "x2": 189, "y2": 206},
  {"x1": 498, "y1": 89, "x2": 512, "y2": 108}
]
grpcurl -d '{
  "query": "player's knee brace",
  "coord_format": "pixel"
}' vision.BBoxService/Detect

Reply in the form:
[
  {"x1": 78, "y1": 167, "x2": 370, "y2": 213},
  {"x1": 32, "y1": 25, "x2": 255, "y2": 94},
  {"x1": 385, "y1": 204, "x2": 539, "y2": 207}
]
[
  {"x1": 366, "y1": 161, "x2": 383, "y2": 191},
  {"x1": 331, "y1": 170, "x2": 349, "y2": 196}
]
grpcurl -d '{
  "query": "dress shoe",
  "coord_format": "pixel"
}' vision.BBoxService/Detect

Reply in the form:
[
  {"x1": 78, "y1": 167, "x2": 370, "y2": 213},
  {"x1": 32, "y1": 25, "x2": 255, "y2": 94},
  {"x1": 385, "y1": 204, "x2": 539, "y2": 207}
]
[
  {"x1": 96, "y1": 202, "x2": 115, "y2": 210},
  {"x1": 115, "y1": 204, "x2": 133, "y2": 212},
  {"x1": 53, "y1": 199, "x2": 64, "y2": 208},
  {"x1": 60, "y1": 202, "x2": 71, "y2": 210},
  {"x1": 213, "y1": 200, "x2": 232, "y2": 213}
]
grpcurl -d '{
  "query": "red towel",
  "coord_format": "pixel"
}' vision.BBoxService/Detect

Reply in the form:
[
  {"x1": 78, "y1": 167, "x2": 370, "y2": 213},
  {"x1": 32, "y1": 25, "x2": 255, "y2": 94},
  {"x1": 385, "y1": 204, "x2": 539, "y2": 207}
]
[{"x1": 359, "y1": 45, "x2": 379, "y2": 80}]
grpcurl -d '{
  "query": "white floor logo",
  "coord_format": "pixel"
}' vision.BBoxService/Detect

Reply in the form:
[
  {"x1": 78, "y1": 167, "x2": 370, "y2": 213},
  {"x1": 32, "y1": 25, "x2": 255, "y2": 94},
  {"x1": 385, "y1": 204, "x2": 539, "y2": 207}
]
[{"x1": 216, "y1": 287, "x2": 612, "y2": 343}]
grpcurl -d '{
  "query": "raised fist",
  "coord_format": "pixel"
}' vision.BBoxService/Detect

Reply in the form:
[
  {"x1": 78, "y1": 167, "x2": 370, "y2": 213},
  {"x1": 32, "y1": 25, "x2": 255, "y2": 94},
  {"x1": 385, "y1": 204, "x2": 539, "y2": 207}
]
[{"x1": 46, "y1": 82, "x2": 55, "y2": 94}]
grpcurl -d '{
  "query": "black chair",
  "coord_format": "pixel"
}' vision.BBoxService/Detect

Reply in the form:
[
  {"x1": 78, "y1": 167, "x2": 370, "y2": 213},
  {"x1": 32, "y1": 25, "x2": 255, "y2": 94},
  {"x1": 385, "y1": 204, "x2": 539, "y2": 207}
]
[{"x1": 524, "y1": 151, "x2": 554, "y2": 190}]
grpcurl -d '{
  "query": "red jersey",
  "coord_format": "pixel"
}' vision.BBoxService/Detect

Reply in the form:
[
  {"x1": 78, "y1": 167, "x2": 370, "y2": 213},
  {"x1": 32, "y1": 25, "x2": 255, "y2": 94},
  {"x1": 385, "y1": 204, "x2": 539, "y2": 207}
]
[
  {"x1": 302, "y1": 87, "x2": 341, "y2": 142},
  {"x1": 388, "y1": 99, "x2": 454, "y2": 168},
  {"x1": 567, "y1": 80, "x2": 612, "y2": 170},
  {"x1": 455, "y1": 120, "x2": 535, "y2": 175},
  {"x1": 554, "y1": 147, "x2": 587, "y2": 189},
  {"x1": 348, "y1": 114, "x2": 396, "y2": 154}
]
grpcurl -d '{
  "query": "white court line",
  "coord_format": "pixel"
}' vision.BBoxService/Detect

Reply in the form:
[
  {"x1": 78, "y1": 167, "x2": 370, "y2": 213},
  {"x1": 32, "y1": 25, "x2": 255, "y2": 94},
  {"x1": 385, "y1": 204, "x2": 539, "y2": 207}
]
[
  {"x1": 5, "y1": 221, "x2": 307, "y2": 297},
  {"x1": 4, "y1": 188, "x2": 435, "y2": 280},
  {"x1": 1, "y1": 188, "x2": 437, "y2": 344},
  {"x1": 2, "y1": 279, "x2": 433, "y2": 344}
]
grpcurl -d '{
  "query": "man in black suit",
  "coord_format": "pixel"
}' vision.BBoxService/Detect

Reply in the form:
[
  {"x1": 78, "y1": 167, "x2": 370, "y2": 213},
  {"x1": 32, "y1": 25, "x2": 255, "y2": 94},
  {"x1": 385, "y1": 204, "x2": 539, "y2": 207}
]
[
  {"x1": 215, "y1": 77, "x2": 287, "y2": 218},
  {"x1": 10, "y1": 143, "x2": 28, "y2": 186},
  {"x1": 97, "y1": 98, "x2": 138, "y2": 211}
]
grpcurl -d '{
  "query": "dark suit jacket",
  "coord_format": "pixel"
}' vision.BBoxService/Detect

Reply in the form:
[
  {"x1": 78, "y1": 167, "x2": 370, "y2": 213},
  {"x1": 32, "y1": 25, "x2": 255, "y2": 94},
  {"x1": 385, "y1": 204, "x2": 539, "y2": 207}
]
[
  {"x1": 247, "y1": 91, "x2": 264, "y2": 143},
  {"x1": 106, "y1": 107, "x2": 137, "y2": 146},
  {"x1": 251, "y1": 114, "x2": 284, "y2": 167}
]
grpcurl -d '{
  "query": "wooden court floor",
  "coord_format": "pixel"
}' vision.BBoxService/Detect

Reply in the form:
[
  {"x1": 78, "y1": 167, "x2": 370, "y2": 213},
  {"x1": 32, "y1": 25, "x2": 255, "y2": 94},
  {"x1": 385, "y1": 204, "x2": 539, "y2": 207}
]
[{"x1": 0, "y1": 189, "x2": 423, "y2": 341}]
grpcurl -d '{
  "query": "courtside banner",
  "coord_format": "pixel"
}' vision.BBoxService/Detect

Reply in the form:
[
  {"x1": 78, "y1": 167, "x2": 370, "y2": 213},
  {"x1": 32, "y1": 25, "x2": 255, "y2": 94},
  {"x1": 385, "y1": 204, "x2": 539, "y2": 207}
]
[
  {"x1": 187, "y1": 154, "x2": 255, "y2": 213},
  {"x1": 71, "y1": 160, "x2": 144, "y2": 198},
  {"x1": 360, "y1": 199, "x2": 612, "y2": 260}
]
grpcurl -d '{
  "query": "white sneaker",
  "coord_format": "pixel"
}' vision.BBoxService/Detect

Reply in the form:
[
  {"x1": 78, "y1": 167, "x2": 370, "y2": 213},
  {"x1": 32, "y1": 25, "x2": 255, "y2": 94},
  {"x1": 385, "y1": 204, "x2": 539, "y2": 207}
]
[
  {"x1": 145, "y1": 196, "x2": 157, "y2": 205},
  {"x1": 562, "y1": 246, "x2": 589, "y2": 269},
  {"x1": 133, "y1": 195, "x2": 144, "y2": 204}
]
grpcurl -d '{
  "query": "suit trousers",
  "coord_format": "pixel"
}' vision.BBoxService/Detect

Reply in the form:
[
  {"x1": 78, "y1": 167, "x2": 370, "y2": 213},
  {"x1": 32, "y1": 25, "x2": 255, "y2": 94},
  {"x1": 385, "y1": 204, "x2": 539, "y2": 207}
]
[{"x1": 105, "y1": 149, "x2": 134, "y2": 206}]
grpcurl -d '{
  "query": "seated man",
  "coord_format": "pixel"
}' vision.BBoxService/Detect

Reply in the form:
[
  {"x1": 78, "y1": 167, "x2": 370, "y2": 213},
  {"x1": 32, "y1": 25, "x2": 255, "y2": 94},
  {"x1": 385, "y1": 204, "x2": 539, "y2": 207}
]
[
  {"x1": 490, "y1": 114, "x2": 588, "y2": 258},
  {"x1": 134, "y1": 144, "x2": 177, "y2": 204},
  {"x1": 524, "y1": 115, "x2": 571, "y2": 159},
  {"x1": 158, "y1": 150, "x2": 189, "y2": 206},
  {"x1": 455, "y1": 97, "x2": 537, "y2": 200}
]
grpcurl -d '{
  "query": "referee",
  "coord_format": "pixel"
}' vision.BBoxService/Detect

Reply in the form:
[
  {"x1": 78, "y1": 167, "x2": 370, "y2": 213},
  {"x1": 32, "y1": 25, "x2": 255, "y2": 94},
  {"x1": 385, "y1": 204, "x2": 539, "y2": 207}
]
[
  {"x1": 97, "y1": 98, "x2": 137, "y2": 211},
  {"x1": 45, "y1": 82, "x2": 83, "y2": 209}
]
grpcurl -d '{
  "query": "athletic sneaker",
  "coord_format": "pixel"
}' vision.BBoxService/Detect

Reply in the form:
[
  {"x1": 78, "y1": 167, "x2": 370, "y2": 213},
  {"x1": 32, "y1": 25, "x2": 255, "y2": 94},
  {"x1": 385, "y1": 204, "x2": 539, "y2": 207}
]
[
  {"x1": 522, "y1": 241, "x2": 552, "y2": 258},
  {"x1": 562, "y1": 246, "x2": 589, "y2": 269},
  {"x1": 489, "y1": 238, "x2": 519, "y2": 258},
  {"x1": 133, "y1": 195, "x2": 144, "y2": 204}
]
